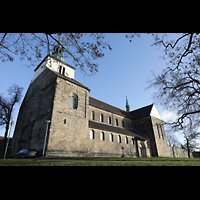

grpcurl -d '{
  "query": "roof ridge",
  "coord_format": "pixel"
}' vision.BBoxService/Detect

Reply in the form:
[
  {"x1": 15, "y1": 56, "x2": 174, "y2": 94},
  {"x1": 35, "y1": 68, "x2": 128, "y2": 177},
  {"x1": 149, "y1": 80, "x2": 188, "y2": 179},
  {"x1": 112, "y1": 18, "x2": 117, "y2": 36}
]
[{"x1": 130, "y1": 103, "x2": 154, "y2": 113}]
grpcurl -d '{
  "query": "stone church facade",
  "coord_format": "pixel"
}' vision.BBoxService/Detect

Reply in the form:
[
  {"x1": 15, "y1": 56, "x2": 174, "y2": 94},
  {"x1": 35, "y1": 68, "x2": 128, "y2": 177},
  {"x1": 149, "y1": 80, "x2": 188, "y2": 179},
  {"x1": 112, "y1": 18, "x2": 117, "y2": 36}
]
[{"x1": 11, "y1": 43, "x2": 171, "y2": 158}]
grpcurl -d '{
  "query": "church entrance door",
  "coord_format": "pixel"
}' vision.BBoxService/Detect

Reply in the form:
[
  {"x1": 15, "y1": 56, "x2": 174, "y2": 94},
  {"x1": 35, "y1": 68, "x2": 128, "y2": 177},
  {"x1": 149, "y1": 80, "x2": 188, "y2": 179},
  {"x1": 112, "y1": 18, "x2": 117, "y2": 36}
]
[{"x1": 140, "y1": 142, "x2": 147, "y2": 157}]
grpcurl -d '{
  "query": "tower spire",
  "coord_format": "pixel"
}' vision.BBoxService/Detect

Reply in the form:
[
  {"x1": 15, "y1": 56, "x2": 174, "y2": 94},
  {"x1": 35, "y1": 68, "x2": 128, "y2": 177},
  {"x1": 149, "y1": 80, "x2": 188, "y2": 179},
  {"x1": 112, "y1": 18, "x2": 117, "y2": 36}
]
[
  {"x1": 126, "y1": 96, "x2": 130, "y2": 112},
  {"x1": 52, "y1": 39, "x2": 66, "y2": 63}
]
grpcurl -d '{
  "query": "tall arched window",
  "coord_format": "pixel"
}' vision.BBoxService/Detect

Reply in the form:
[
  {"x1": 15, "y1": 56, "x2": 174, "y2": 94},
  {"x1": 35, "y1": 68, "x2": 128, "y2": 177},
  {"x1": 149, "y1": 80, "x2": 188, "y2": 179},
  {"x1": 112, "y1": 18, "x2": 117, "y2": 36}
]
[
  {"x1": 90, "y1": 130, "x2": 94, "y2": 139},
  {"x1": 100, "y1": 114, "x2": 104, "y2": 122},
  {"x1": 125, "y1": 136, "x2": 128, "y2": 144},
  {"x1": 115, "y1": 118, "x2": 118, "y2": 126},
  {"x1": 108, "y1": 116, "x2": 112, "y2": 124},
  {"x1": 156, "y1": 124, "x2": 160, "y2": 139},
  {"x1": 122, "y1": 120, "x2": 125, "y2": 128},
  {"x1": 100, "y1": 132, "x2": 105, "y2": 141},
  {"x1": 159, "y1": 124, "x2": 164, "y2": 140},
  {"x1": 118, "y1": 135, "x2": 121, "y2": 143},
  {"x1": 131, "y1": 138, "x2": 134, "y2": 145},
  {"x1": 70, "y1": 93, "x2": 78, "y2": 109},
  {"x1": 91, "y1": 111, "x2": 95, "y2": 120},
  {"x1": 59, "y1": 65, "x2": 62, "y2": 74},
  {"x1": 109, "y1": 133, "x2": 113, "y2": 142}
]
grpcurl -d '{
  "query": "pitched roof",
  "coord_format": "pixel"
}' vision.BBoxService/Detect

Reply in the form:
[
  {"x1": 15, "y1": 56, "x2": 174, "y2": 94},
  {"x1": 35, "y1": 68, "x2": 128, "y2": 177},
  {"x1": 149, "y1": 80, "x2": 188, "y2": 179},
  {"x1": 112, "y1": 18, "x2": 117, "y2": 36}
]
[
  {"x1": 89, "y1": 120, "x2": 148, "y2": 140},
  {"x1": 89, "y1": 97, "x2": 133, "y2": 119},
  {"x1": 89, "y1": 97, "x2": 156, "y2": 121},
  {"x1": 130, "y1": 104, "x2": 154, "y2": 120}
]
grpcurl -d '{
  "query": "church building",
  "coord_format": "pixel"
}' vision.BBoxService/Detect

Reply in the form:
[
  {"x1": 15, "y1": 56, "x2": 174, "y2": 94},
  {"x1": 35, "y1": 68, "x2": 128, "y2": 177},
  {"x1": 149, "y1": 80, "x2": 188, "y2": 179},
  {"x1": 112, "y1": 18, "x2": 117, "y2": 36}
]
[{"x1": 11, "y1": 43, "x2": 170, "y2": 158}]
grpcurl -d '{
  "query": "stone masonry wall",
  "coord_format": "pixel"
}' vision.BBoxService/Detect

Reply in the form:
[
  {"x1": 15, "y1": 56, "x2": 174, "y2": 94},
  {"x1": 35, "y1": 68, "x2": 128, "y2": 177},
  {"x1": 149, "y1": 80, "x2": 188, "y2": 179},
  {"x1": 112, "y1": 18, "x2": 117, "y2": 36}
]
[
  {"x1": 11, "y1": 69, "x2": 57, "y2": 157},
  {"x1": 150, "y1": 117, "x2": 170, "y2": 157},
  {"x1": 46, "y1": 76, "x2": 90, "y2": 157}
]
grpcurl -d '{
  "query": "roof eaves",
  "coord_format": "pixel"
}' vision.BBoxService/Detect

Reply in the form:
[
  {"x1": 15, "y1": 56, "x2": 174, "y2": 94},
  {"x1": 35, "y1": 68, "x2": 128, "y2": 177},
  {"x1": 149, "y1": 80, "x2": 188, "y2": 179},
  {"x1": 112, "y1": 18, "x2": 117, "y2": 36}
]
[
  {"x1": 55, "y1": 72, "x2": 90, "y2": 91},
  {"x1": 89, "y1": 120, "x2": 148, "y2": 141}
]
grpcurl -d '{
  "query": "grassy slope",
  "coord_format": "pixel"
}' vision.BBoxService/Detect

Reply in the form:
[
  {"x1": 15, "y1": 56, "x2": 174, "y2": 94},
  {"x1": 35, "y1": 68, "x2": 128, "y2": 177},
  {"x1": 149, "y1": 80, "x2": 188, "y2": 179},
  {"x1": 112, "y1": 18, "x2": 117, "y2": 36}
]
[{"x1": 1, "y1": 157, "x2": 200, "y2": 166}]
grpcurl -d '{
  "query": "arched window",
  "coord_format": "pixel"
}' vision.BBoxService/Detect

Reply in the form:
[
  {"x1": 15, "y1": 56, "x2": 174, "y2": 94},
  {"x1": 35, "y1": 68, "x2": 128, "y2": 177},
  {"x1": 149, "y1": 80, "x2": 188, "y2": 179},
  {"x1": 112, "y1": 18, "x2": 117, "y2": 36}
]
[
  {"x1": 122, "y1": 120, "x2": 125, "y2": 128},
  {"x1": 109, "y1": 133, "x2": 113, "y2": 142},
  {"x1": 108, "y1": 116, "x2": 112, "y2": 124},
  {"x1": 156, "y1": 124, "x2": 160, "y2": 139},
  {"x1": 125, "y1": 136, "x2": 128, "y2": 144},
  {"x1": 100, "y1": 114, "x2": 104, "y2": 122},
  {"x1": 70, "y1": 93, "x2": 78, "y2": 109},
  {"x1": 115, "y1": 118, "x2": 118, "y2": 126},
  {"x1": 118, "y1": 135, "x2": 121, "y2": 143},
  {"x1": 90, "y1": 130, "x2": 94, "y2": 139},
  {"x1": 91, "y1": 111, "x2": 95, "y2": 120},
  {"x1": 159, "y1": 124, "x2": 164, "y2": 140},
  {"x1": 100, "y1": 132, "x2": 105, "y2": 141},
  {"x1": 64, "y1": 119, "x2": 66, "y2": 124},
  {"x1": 59, "y1": 65, "x2": 62, "y2": 74},
  {"x1": 131, "y1": 138, "x2": 134, "y2": 145},
  {"x1": 62, "y1": 67, "x2": 65, "y2": 75}
]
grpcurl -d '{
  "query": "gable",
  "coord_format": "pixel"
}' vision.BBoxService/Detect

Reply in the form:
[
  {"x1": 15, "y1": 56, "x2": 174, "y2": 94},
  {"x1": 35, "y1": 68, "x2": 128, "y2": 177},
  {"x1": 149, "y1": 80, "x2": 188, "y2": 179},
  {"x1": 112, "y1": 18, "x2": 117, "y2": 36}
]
[
  {"x1": 150, "y1": 104, "x2": 163, "y2": 121},
  {"x1": 130, "y1": 104, "x2": 153, "y2": 120}
]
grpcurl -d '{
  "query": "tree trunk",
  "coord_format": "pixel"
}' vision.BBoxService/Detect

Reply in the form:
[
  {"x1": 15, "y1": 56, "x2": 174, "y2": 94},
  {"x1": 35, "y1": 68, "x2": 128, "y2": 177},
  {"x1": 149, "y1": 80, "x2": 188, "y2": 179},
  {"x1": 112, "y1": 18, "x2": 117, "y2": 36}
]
[
  {"x1": 186, "y1": 138, "x2": 190, "y2": 158},
  {"x1": 1, "y1": 122, "x2": 9, "y2": 159}
]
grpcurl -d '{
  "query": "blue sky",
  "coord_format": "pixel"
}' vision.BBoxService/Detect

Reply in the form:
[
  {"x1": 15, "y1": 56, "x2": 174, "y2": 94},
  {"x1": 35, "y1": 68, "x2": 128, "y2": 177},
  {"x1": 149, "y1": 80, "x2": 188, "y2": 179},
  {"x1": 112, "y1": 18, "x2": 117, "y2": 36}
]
[{"x1": 0, "y1": 33, "x2": 179, "y2": 140}]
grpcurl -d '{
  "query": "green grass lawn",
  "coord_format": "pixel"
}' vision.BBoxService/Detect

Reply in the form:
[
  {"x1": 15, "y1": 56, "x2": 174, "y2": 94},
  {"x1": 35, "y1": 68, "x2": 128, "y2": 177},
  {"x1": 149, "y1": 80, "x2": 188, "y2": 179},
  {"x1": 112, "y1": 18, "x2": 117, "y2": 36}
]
[{"x1": 1, "y1": 157, "x2": 200, "y2": 166}]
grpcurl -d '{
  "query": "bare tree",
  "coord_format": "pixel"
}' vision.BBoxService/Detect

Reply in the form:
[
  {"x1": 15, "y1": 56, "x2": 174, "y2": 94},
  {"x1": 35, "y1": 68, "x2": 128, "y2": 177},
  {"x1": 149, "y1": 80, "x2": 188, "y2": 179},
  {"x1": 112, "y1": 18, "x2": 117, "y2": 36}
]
[
  {"x1": 181, "y1": 129, "x2": 200, "y2": 158},
  {"x1": 0, "y1": 84, "x2": 23, "y2": 158},
  {"x1": 0, "y1": 33, "x2": 112, "y2": 75},
  {"x1": 126, "y1": 33, "x2": 200, "y2": 130}
]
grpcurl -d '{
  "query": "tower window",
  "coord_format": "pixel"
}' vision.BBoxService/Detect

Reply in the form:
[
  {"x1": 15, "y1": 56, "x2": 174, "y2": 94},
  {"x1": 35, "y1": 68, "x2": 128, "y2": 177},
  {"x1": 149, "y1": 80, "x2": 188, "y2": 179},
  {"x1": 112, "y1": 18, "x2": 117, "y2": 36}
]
[
  {"x1": 59, "y1": 65, "x2": 66, "y2": 76},
  {"x1": 59, "y1": 66, "x2": 62, "y2": 74},
  {"x1": 62, "y1": 67, "x2": 65, "y2": 75},
  {"x1": 70, "y1": 93, "x2": 78, "y2": 109}
]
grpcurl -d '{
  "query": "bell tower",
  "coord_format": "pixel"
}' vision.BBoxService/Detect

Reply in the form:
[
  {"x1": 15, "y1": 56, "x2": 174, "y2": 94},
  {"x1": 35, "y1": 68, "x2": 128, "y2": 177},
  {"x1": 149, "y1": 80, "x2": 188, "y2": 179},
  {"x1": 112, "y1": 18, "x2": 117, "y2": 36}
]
[
  {"x1": 32, "y1": 43, "x2": 76, "y2": 82},
  {"x1": 52, "y1": 42, "x2": 66, "y2": 63}
]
